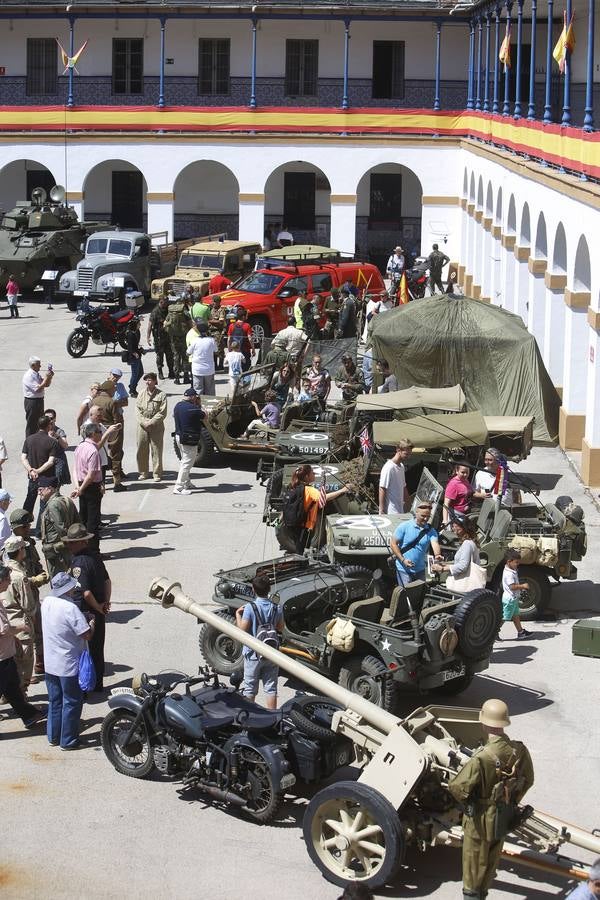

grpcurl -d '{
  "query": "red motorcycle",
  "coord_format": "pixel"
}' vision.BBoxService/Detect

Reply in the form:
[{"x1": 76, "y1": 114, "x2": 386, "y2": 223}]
[{"x1": 66, "y1": 301, "x2": 137, "y2": 358}]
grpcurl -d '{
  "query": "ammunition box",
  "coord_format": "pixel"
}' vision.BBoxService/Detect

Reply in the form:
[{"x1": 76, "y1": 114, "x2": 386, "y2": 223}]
[{"x1": 572, "y1": 618, "x2": 600, "y2": 659}]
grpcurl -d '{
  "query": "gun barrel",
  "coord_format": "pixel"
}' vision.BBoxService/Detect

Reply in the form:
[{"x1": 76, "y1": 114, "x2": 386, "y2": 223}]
[{"x1": 149, "y1": 577, "x2": 399, "y2": 736}]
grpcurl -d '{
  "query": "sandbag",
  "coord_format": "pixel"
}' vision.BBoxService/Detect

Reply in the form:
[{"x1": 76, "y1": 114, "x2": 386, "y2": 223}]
[{"x1": 508, "y1": 535, "x2": 538, "y2": 565}]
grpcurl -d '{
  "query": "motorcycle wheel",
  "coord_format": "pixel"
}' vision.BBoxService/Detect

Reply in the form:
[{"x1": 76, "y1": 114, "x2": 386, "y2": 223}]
[
  {"x1": 66, "y1": 328, "x2": 89, "y2": 358},
  {"x1": 199, "y1": 610, "x2": 243, "y2": 675},
  {"x1": 101, "y1": 709, "x2": 155, "y2": 779},
  {"x1": 240, "y1": 747, "x2": 282, "y2": 824},
  {"x1": 303, "y1": 780, "x2": 404, "y2": 889},
  {"x1": 289, "y1": 695, "x2": 342, "y2": 743}
]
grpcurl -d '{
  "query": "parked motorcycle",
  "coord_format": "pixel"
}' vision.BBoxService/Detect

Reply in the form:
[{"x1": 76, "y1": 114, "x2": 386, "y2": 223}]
[
  {"x1": 66, "y1": 300, "x2": 137, "y2": 358},
  {"x1": 388, "y1": 257, "x2": 429, "y2": 303},
  {"x1": 101, "y1": 668, "x2": 353, "y2": 823}
]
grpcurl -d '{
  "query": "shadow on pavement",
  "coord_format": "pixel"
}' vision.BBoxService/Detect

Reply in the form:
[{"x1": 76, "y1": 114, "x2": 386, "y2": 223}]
[
  {"x1": 196, "y1": 482, "x2": 252, "y2": 494},
  {"x1": 107, "y1": 610, "x2": 143, "y2": 624},
  {"x1": 106, "y1": 545, "x2": 176, "y2": 559}
]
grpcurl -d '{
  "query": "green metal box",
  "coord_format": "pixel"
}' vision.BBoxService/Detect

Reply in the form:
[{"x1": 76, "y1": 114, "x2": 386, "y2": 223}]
[{"x1": 572, "y1": 619, "x2": 600, "y2": 658}]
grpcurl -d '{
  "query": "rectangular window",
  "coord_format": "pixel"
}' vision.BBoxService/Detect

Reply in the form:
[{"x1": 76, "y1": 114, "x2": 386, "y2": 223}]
[
  {"x1": 198, "y1": 39, "x2": 230, "y2": 94},
  {"x1": 369, "y1": 173, "x2": 402, "y2": 230},
  {"x1": 112, "y1": 38, "x2": 144, "y2": 95},
  {"x1": 26, "y1": 38, "x2": 57, "y2": 96},
  {"x1": 284, "y1": 172, "x2": 315, "y2": 230},
  {"x1": 372, "y1": 41, "x2": 405, "y2": 100},
  {"x1": 285, "y1": 40, "x2": 318, "y2": 97}
]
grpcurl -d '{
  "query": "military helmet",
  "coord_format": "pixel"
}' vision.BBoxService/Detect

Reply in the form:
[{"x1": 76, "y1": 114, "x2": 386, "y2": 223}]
[
  {"x1": 565, "y1": 503, "x2": 584, "y2": 525},
  {"x1": 555, "y1": 495, "x2": 574, "y2": 513},
  {"x1": 479, "y1": 698, "x2": 510, "y2": 728},
  {"x1": 9, "y1": 507, "x2": 33, "y2": 527}
]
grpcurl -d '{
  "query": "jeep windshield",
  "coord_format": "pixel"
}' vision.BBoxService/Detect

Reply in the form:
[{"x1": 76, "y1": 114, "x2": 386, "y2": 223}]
[
  {"x1": 236, "y1": 272, "x2": 285, "y2": 294},
  {"x1": 87, "y1": 238, "x2": 132, "y2": 257},
  {"x1": 178, "y1": 253, "x2": 223, "y2": 269}
]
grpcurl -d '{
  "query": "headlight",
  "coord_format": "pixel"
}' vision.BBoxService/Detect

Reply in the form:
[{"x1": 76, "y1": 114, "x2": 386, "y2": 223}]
[
  {"x1": 60, "y1": 276, "x2": 71, "y2": 289},
  {"x1": 152, "y1": 283, "x2": 160, "y2": 295}
]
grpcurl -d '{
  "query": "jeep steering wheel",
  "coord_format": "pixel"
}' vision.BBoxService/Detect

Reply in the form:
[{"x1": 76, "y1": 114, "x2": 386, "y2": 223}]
[{"x1": 304, "y1": 571, "x2": 349, "y2": 614}]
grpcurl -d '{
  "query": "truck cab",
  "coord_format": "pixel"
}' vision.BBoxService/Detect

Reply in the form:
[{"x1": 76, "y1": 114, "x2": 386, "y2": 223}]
[{"x1": 58, "y1": 230, "x2": 151, "y2": 306}]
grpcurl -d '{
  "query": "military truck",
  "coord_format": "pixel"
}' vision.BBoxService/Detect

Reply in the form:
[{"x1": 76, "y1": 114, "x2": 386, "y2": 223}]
[
  {"x1": 324, "y1": 468, "x2": 587, "y2": 620},
  {"x1": 200, "y1": 553, "x2": 501, "y2": 710},
  {"x1": 150, "y1": 238, "x2": 261, "y2": 302},
  {"x1": 57, "y1": 229, "x2": 202, "y2": 307},
  {"x1": 0, "y1": 185, "x2": 107, "y2": 293}
]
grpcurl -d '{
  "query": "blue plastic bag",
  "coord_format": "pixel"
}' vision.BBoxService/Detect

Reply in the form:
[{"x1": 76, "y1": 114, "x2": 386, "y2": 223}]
[{"x1": 78, "y1": 648, "x2": 96, "y2": 692}]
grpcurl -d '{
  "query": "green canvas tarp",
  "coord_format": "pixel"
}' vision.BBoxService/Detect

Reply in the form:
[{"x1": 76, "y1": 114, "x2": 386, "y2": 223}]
[
  {"x1": 373, "y1": 411, "x2": 489, "y2": 449},
  {"x1": 370, "y1": 295, "x2": 559, "y2": 443}
]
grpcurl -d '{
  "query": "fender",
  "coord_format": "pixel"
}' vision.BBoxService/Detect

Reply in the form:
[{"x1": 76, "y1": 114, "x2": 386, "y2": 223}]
[
  {"x1": 107, "y1": 692, "x2": 145, "y2": 716},
  {"x1": 221, "y1": 733, "x2": 289, "y2": 786}
]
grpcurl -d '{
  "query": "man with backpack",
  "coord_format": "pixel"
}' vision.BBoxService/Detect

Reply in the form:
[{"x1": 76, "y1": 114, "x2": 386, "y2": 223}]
[
  {"x1": 227, "y1": 306, "x2": 253, "y2": 372},
  {"x1": 235, "y1": 574, "x2": 284, "y2": 709}
]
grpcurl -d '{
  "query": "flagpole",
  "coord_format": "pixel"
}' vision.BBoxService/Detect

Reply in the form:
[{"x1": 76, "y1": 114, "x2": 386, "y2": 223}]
[
  {"x1": 67, "y1": 16, "x2": 75, "y2": 108},
  {"x1": 561, "y1": 0, "x2": 572, "y2": 124}
]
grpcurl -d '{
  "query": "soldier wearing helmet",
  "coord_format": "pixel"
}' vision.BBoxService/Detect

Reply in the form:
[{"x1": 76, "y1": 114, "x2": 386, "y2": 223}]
[{"x1": 448, "y1": 699, "x2": 535, "y2": 899}]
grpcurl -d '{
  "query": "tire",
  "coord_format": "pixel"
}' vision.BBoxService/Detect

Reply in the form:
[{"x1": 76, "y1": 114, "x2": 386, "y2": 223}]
[
  {"x1": 289, "y1": 695, "x2": 342, "y2": 743},
  {"x1": 101, "y1": 709, "x2": 155, "y2": 779},
  {"x1": 172, "y1": 428, "x2": 215, "y2": 469},
  {"x1": 430, "y1": 672, "x2": 475, "y2": 696},
  {"x1": 267, "y1": 467, "x2": 284, "y2": 499},
  {"x1": 199, "y1": 609, "x2": 243, "y2": 675},
  {"x1": 66, "y1": 328, "x2": 89, "y2": 358},
  {"x1": 249, "y1": 316, "x2": 271, "y2": 345},
  {"x1": 240, "y1": 747, "x2": 282, "y2": 823},
  {"x1": 515, "y1": 566, "x2": 552, "y2": 620},
  {"x1": 453, "y1": 589, "x2": 502, "y2": 659},
  {"x1": 338, "y1": 655, "x2": 396, "y2": 712},
  {"x1": 303, "y1": 780, "x2": 404, "y2": 889},
  {"x1": 338, "y1": 564, "x2": 374, "y2": 581}
]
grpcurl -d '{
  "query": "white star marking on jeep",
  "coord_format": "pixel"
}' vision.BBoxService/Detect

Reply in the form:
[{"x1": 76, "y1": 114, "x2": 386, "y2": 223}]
[
  {"x1": 335, "y1": 516, "x2": 392, "y2": 529},
  {"x1": 381, "y1": 638, "x2": 391, "y2": 652},
  {"x1": 290, "y1": 433, "x2": 328, "y2": 442}
]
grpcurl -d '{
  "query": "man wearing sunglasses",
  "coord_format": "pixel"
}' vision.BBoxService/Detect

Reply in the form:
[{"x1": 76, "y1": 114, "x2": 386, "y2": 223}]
[{"x1": 567, "y1": 860, "x2": 600, "y2": 898}]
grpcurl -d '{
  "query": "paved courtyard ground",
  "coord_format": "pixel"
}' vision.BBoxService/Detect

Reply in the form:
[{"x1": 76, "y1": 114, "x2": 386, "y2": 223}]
[{"x1": 1, "y1": 299, "x2": 599, "y2": 899}]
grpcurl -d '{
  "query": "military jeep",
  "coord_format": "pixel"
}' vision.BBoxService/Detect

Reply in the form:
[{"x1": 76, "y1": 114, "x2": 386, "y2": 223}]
[
  {"x1": 200, "y1": 554, "x2": 501, "y2": 710},
  {"x1": 325, "y1": 468, "x2": 587, "y2": 620}
]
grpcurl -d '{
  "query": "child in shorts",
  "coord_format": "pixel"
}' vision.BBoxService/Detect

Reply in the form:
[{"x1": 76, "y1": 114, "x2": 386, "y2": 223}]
[
  {"x1": 227, "y1": 340, "x2": 244, "y2": 394},
  {"x1": 502, "y1": 549, "x2": 532, "y2": 640}
]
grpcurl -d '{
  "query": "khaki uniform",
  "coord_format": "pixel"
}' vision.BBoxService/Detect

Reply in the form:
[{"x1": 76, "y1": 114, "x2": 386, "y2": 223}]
[
  {"x1": 94, "y1": 390, "x2": 125, "y2": 486},
  {"x1": 209, "y1": 307, "x2": 227, "y2": 367},
  {"x1": 40, "y1": 492, "x2": 80, "y2": 578},
  {"x1": 164, "y1": 301, "x2": 191, "y2": 381},
  {"x1": 149, "y1": 304, "x2": 174, "y2": 377},
  {"x1": 448, "y1": 733, "x2": 534, "y2": 898},
  {"x1": 136, "y1": 387, "x2": 168, "y2": 478},
  {"x1": 4, "y1": 558, "x2": 37, "y2": 689}
]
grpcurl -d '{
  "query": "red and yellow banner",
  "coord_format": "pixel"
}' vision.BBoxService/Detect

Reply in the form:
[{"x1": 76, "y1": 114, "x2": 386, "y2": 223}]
[{"x1": 0, "y1": 105, "x2": 598, "y2": 180}]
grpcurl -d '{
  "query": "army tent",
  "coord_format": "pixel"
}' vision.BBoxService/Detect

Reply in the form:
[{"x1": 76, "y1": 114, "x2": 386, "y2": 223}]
[{"x1": 370, "y1": 295, "x2": 559, "y2": 443}]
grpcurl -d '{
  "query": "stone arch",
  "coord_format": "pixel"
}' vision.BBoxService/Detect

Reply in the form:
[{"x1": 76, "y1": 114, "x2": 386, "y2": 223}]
[
  {"x1": 506, "y1": 195, "x2": 516, "y2": 235},
  {"x1": 573, "y1": 235, "x2": 591, "y2": 291},
  {"x1": 0, "y1": 159, "x2": 59, "y2": 210},
  {"x1": 83, "y1": 159, "x2": 148, "y2": 230},
  {"x1": 264, "y1": 161, "x2": 331, "y2": 247},
  {"x1": 354, "y1": 162, "x2": 423, "y2": 268},
  {"x1": 495, "y1": 186, "x2": 503, "y2": 225},
  {"x1": 485, "y1": 182, "x2": 494, "y2": 216},
  {"x1": 552, "y1": 222, "x2": 567, "y2": 273},
  {"x1": 520, "y1": 203, "x2": 531, "y2": 246},
  {"x1": 534, "y1": 213, "x2": 547, "y2": 258},
  {"x1": 173, "y1": 160, "x2": 239, "y2": 240}
]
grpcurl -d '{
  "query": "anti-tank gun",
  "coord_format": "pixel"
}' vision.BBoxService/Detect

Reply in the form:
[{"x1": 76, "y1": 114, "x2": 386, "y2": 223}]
[{"x1": 149, "y1": 576, "x2": 600, "y2": 892}]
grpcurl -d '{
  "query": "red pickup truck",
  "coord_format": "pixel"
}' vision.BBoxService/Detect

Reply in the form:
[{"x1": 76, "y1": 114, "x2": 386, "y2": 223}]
[{"x1": 218, "y1": 260, "x2": 386, "y2": 340}]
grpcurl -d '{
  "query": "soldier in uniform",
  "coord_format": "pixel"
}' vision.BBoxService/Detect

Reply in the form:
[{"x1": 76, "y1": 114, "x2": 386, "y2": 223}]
[
  {"x1": 448, "y1": 699, "x2": 535, "y2": 900},
  {"x1": 3, "y1": 535, "x2": 37, "y2": 690},
  {"x1": 38, "y1": 475, "x2": 80, "y2": 579},
  {"x1": 164, "y1": 297, "x2": 192, "y2": 384},
  {"x1": 425, "y1": 242, "x2": 450, "y2": 295},
  {"x1": 93, "y1": 381, "x2": 127, "y2": 491},
  {"x1": 9, "y1": 507, "x2": 49, "y2": 681},
  {"x1": 146, "y1": 297, "x2": 175, "y2": 380}
]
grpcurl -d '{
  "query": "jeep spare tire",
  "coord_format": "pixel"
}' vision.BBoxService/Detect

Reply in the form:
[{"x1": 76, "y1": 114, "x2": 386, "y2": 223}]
[
  {"x1": 453, "y1": 589, "x2": 501, "y2": 659},
  {"x1": 199, "y1": 609, "x2": 243, "y2": 674}
]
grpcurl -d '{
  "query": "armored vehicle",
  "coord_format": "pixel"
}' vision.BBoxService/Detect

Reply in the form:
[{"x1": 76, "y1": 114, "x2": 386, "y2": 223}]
[
  {"x1": 0, "y1": 185, "x2": 106, "y2": 293},
  {"x1": 200, "y1": 554, "x2": 501, "y2": 709},
  {"x1": 150, "y1": 238, "x2": 261, "y2": 302},
  {"x1": 325, "y1": 469, "x2": 587, "y2": 619}
]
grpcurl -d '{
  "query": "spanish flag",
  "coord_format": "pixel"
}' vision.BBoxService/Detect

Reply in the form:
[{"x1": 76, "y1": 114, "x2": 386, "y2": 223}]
[
  {"x1": 499, "y1": 26, "x2": 511, "y2": 70},
  {"x1": 56, "y1": 39, "x2": 89, "y2": 74},
  {"x1": 553, "y1": 12, "x2": 575, "y2": 74},
  {"x1": 398, "y1": 272, "x2": 409, "y2": 305}
]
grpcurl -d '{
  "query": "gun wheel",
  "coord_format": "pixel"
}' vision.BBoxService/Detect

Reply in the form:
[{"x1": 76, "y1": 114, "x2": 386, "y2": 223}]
[{"x1": 303, "y1": 781, "x2": 403, "y2": 889}]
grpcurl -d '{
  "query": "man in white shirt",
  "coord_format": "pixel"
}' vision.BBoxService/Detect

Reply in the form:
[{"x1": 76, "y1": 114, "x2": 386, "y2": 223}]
[
  {"x1": 271, "y1": 316, "x2": 308, "y2": 357},
  {"x1": 23, "y1": 356, "x2": 54, "y2": 438},
  {"x1": 379, "y1": 439, "x2": 413, "y2": 515},
  {"x1": 0, "y1": 488, "x2": 13, "y2": 551},
  {"x1": 386, "y1": 246, "x2": 406, "y2": 289},
  {"x1": 187, "y1": 320, "x2": 217, "y2": 395},
  {"x1": 277, "y1": 225, "x2": 294, "y2": 247}
]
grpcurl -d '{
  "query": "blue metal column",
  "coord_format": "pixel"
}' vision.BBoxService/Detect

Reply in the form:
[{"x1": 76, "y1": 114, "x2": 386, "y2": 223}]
[
  {"x1": 514, "y1": 0, "x2": 524, "y2": 117},
  {"x1": 527, "y1": 0, "x2": 538, "y2": 118},
  {"x1": 250, "y1": 16, "x2": 258, "y2": 109},
  {"x1": 503, "y1": 1, "x2": 513, "y2": 116},
  {"x1": 67, "y1": 16, "x2": 75, "y2": 108},
  {"x1": 493, "y1": 3, "x2": 501, "y2": 113},
  {"x1": 476, "y1": 16, "x2": 483, "y2": 110},
  {"x1": 561, "y1": 0, "x2": 572, "y2": 124},
  {"x1": 483, "y1": 12, "x2": 491, "y2": 112},
  {"x1": 342, "y1": 18, "x2": 350, "y2": 110},
  {"x1": 434, "y1": 21, "x2": 442, "y2": 111},
  {"x1": 158, "y1": 17, "x2": 166, "y2": 108},
  {"x1": 543, "y1": 0, "x2": 554, "y2": 122},
  {"x1": 467, "y1": 19, "x2": 475, "y2": 109},
  {"x1": 583, "y1": 0, "x2": 595, "y2": 130}
]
